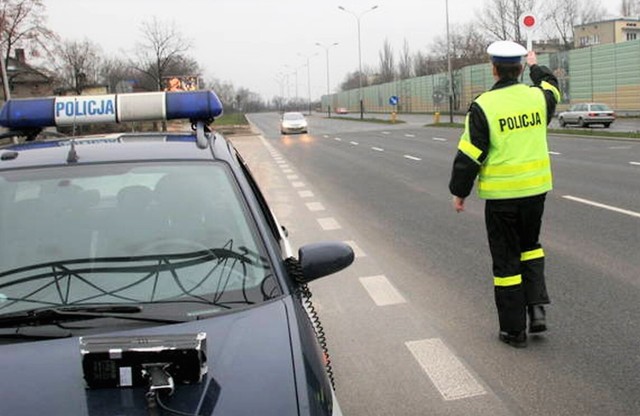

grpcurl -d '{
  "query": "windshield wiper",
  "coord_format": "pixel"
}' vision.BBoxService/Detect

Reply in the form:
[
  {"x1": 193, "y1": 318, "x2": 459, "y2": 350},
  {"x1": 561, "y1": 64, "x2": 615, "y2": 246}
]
[{"x1": 0, "y1": 304, "x2": 185, "y2": 328}]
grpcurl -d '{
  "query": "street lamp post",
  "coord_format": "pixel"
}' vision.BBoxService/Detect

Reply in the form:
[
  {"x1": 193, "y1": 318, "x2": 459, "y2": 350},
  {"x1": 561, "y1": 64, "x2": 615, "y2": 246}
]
[
  {"x1": 445, "y1": 0, "x2": 454, "y2": 123},
  {"x1": 315, "y1": 42, "x2": 339, "y2": 117},
  {"x1": 338, "y1": 5, "x2": 379, "y2": 120},
  {"x1": 298, "y1": 52, "x2": 317, "y2": 116}
]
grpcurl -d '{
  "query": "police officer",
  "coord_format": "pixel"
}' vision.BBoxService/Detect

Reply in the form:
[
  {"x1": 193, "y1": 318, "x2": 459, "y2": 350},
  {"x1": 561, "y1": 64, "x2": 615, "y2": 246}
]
[{"x1": 448, "y1": 41, "x2": 561, "y2": 348}]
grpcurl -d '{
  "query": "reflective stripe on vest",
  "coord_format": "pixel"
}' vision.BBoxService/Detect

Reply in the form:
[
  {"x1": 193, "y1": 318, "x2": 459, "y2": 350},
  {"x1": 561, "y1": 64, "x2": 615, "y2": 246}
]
[
  {"x1": 494, "y1": 274, "x2": 522, "y2": 287},
  {"x1": 475, "y1": 84, "x2": 553, "y2": 199}
]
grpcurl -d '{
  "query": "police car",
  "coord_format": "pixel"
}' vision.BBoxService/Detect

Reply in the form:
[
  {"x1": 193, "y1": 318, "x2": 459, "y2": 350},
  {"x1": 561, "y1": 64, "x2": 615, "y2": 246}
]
[{"x1": 0, "y1": 90, "x2": 352, "y2": 416}]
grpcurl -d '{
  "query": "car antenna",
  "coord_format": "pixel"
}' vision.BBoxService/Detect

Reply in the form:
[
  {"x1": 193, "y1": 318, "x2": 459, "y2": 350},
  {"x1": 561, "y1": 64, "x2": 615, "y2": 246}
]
[{"x1": 67, "y1": 139, "x2": 79, "y2": 163}]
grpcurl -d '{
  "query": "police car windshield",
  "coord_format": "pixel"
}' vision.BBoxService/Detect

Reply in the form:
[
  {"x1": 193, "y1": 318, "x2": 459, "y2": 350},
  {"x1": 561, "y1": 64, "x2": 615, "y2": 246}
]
[{"x1": 0, "y1": 162, "x2": 276, "y2": 315}]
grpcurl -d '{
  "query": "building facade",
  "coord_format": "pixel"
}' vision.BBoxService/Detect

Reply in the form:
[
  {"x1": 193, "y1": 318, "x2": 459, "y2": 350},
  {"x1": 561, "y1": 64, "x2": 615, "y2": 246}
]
[{"x1": 574, "y1": 18, "x2": 640, "y2": 48}]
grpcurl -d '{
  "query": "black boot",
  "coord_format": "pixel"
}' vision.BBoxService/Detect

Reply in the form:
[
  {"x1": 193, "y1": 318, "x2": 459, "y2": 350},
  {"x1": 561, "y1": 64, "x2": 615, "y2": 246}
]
[
  {"x1": 528, "y1": 305, "x2": 547, "y2": 333},
  {"x1": 499, "y1": 330, "x2": 527, "y2": 348}
]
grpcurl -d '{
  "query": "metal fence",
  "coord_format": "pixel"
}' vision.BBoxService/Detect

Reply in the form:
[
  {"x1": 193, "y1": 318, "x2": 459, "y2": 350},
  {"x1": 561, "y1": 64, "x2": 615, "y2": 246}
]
[{"x1": 322, "y1": 39, "x2": 640, "y2": 115}]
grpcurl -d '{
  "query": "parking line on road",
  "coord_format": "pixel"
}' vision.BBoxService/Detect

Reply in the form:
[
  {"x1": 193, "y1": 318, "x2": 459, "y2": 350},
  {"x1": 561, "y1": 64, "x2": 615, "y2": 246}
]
[
  {"x1": 298, "y1": 190, "x2": 315, "y2": 198},
  {"x1": 404, "y1": 155, "x2": 422, "y2": 161},
  {"x1": 563, "y1": 195, "x2": 640, "y2": 218},
  {"x1": 306, "y1": 202, "x2": 326, "y2": 212},
  {"x1": 317, "y1": 217, "x2": 342, "y2": 230},
  {"x1": 371, "y1": 147, "x2": 384, "y2": 152},
  {"x1": 406, "y1": 338, "x2": 486, "y2": 401},
  {"x1": 359, "y1": 275, "x2": 406, "y2": 306}
]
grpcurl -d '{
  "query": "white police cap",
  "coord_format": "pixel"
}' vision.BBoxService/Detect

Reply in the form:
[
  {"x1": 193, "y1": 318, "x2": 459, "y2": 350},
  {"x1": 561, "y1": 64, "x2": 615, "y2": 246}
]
[{"x1": 487, "y1": 40, "x2": 527, "y2": 63}]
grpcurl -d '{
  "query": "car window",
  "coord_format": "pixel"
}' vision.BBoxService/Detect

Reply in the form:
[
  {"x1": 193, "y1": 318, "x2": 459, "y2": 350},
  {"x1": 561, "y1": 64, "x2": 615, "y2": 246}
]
[
  {"x1": 590, "y1": 104, "x2": 611, "y2": 111},
  {"x1": 0, "y1": 161, "x2": 278, "y2": 314},
  {"x1": 283, "y1": 113, "x2": 305, "y2": 121}
]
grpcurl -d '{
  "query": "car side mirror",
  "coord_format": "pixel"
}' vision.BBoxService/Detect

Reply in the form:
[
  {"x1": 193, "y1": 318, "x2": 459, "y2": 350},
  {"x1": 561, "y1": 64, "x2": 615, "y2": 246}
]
[{"x1": 297, "y1": 241, "x2": 354, "y2": 283}]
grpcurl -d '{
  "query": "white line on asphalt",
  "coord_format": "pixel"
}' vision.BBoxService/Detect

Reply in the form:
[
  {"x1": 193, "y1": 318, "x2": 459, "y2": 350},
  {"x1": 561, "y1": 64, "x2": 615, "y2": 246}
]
[
  {"x1": 287, "y1": 175, "x2": 299, "y2": 180},
  {"x1": 404, "y1": 155, "x2": 422, "y2": 161},
  {"x1": 298, "y1": 190, "x2": 315, "y2": 198},
  {"x1": 433, "y1": 137, "x2": 447, "y2": 142},
  {"x1": 630, "y1": 161, "x2": 640, "y2": 166},
  {"x1": 350, "y1": 141, "x2": 359, "y2": 145},
  {"x1": 306, "y1": 202, "x2": 326, "y2": 212},
  {"x1": 405, "y1": 338, "x2": 486, "y2": 401},
  {"x1": 549, "y1": 151, "x2": 562, "y2": 155},
  {"x1": 344, "y1": 240, "x2": 366, "y2": 257},
  {"x1": 382, "y1": 131, "x2": 390, "y2": 135},
  {"x1": 405, "y1": 134, "x2": 416, "y2": 138},
  {"x1": 563, "y1": 195, "x2": 640, "y2": 218},
  {"x1": 609, "y1": 145, "x2": 632, "y2": 150},
  {"x1": 359, "y1": 275, "x2": 406, "y2": 306},
  {"x1": 317, "y1": 217, "x2": 342, "y2": 230},
  {"x1": 371, "y1": 147, "x2": 384, "y2": 152},
  {"x1": 282, "y1": 169, "x2": 294, "y2": 174},
  {"x1": 323, "y1": 135, "x2": 330, "y2": 138},
  {"x1": 291, "y1": 181, "x2": 305, "y2": 188},
  {"x1": 335, "y1": 137, "x2": 342, "y2": 141}
]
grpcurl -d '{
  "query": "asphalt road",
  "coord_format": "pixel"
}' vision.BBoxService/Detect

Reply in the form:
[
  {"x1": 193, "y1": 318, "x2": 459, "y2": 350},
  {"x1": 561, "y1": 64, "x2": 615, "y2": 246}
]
[{"x1": 232, "y1": 113, "x2": 640, "y2": 416}]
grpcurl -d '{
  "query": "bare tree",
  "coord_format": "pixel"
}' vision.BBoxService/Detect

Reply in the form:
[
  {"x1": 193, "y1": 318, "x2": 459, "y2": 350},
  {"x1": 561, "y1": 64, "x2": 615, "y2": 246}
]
[
  {"x1": 398, "y1": 39, "x2": 413, "y2": 80},
  {"x1": 376, "y1": 38, "x2": 395, "y2": 84},
  {"x1": 412, "y1": 51, "x2": 435, "y2": 76},
  {"x1": 620, "y1": 0, "x2": 639, "y2": 15},
  {"x1": 542, "y1": 0, "x2": 607, "y2": 49},
  {"x1": 0, "y1": 0, "x2": 55, "y2": 63},
  {"x1": 478, "y1": 0, "x2": 537, "y2": 43},
  {"x1": 130, "y1": 17, "x2": 193, "y2": 91},
  {"x1": 53, "y1": 39, "x2": 102, "y2": 94},
  {"x1": 429, "y1": 23, "x2": 488, "y2": 71},
  {"x1": 100, "y1": 57, "x2": 140, "y2": 93}
]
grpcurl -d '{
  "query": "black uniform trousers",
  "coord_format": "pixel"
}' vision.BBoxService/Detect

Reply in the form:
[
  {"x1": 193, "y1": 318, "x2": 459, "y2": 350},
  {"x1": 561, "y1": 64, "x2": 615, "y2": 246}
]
[{"x1": 484, "y1": 193, "x2": 550, "y2": 333}]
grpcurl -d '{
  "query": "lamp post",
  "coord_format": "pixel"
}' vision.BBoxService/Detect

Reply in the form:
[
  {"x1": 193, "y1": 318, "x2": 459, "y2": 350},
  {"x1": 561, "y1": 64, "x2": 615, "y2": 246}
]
[
  {"x1": 315, "y1": 42, "x2": 339, "y2": 117},
  {"x1": 297, "y1": 52, "x2": 317, "y2": 116},
  {"x1": 338, "y1": 4, "x2": 378, "y2": 120},
  {"x1": 445, "y1": 0, "x2": 454, "y2": 123}
]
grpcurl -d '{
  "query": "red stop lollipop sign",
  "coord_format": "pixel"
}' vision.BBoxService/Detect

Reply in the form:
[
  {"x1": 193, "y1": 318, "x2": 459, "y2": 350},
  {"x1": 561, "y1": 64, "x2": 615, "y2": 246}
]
[{"x1": 520, "y1": 13, "x2": 537, "y2": 30}]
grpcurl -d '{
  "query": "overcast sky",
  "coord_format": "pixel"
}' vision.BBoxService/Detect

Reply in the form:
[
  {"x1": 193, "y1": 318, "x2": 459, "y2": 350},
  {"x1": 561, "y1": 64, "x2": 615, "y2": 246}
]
[{"x1": 42, "y1": 0, "x2": 616, "y2": 102}]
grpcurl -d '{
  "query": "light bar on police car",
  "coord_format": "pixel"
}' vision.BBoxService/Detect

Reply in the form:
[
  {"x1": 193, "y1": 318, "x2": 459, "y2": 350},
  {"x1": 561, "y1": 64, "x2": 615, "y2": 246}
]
[{"x1": 0, "y1": 90, "x2": 223, "y2": 129}]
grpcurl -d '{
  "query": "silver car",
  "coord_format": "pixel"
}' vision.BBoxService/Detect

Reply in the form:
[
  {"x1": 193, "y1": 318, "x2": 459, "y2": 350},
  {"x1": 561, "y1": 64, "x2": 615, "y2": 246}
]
[
  {"x1": 557, "y1": 102, "x2": 615, "y2": 128},
  {"x1": 280, "y1": 112, "x2": 308, "y2": 134}
]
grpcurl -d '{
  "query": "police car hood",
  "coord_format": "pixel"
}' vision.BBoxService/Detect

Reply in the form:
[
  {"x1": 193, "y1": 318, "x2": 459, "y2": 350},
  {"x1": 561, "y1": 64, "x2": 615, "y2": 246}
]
[{"x1": 0, "y1": 299, "x2": 302, "y2": 416}]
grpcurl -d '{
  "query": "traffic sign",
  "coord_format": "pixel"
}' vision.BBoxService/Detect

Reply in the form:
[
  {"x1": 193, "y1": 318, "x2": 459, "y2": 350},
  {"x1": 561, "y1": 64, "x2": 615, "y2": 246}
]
[
  {"x1": 389, "y1": 95, "x2": 399, "y2": 106},
  {"x1": 519, "y1": 13, "x2": 537, "y2": 51}
]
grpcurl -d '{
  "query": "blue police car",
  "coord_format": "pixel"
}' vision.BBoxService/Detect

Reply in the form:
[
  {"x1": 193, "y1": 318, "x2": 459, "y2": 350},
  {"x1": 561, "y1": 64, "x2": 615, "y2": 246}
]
[{"x1": 0, "y1": 90, "x2": 352, "y2": 415}]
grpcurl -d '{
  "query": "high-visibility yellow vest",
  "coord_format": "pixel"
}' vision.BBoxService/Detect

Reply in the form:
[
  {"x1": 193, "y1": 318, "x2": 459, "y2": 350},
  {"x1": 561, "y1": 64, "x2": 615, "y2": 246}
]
[{"x1": 473, "y1": 84, "x2": 553, "y2": 199}]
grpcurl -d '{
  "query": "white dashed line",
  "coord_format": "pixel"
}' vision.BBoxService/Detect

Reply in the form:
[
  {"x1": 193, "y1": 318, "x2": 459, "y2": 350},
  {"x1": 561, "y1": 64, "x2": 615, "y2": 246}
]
[
  {"x1": 433, "y1": 137, "x2": 447, "y2": 142},
  {"x1": 350, "y1": 141, "x2": 359, "y2": 146},
  {"x1": 563, "y1": 195, "x2": 640, "y2": 218},
  {"x1": 630, "y1": 161, "x2": 640, "y2": 166},
  {"x1": 406, "y1": 338, "x2": 486, "y2": 401},
  {"x1": 344, "y1": 240, "x2": 366, "y2": 257},
  {"x1": 404, "y1": 155, "x2": 422, "y2": 161},
  {"x1": 359, "y1": 275, "x2": 406, "y2": 306},
  {"x1": 548, "y1": 151, "x2": 562, "y2": 155},
  {"x1": 335, "y1": 137, "x2": 343, "y2": 141},
  {"x1": 298, "y1": 190, "x2": 315, "y2": 198},
  {"x1": 282, "y1": 169, "x2": 294, "y2": 174},
  {"x1": 323, "y1": 135, "x2": 330, "y2": 138},
  {"x1": 382, "y1": 131, "x2": 390, "y2": 135},
  {"x1": 317, "y1": 217, "x2": 342, "y2": 230},
  {"x1": 291, "y1": 181, "x2": 305, "y2": 188},
  {"x1": 371, "y1": 147, "x2": 384, "y2": 152},
  {"x1": 287, "y1": 175, "x2": 299, "y2": 180},
  {"x1": 306, "y1": 202, "x2": 326, "y2": 212},
  {"x1": 405, "y1": 134, "x2": 416, "y2": 138}
]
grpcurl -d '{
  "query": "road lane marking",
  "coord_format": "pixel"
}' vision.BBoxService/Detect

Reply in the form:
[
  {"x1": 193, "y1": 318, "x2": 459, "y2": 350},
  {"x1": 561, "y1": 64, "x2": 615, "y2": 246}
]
[
  {"x1": 298, "y1": 190, "x2": 315, "y2": 198},
  {"x1": 287, "y1": 175, "x2": 299, "y2": 180},
  {"x1": 291, "y1": 181, "x2": 305, "y2": 188},
  {"x1": 371, "y1": 147, "x2": 384, "y2": 152},
  {"x1": 317, "y1": 217, "x2": 342, "y2": 230},
  {"x1": 335, "y1": 137, "x2": 342, "y2": 141},
  {"x1": 323, "y1": 135, "x2": 330, "y2": 138},
  {"x1": 350, "y1": 141, "x2": 359, "y2": 145},
  {"x1": 406, "y1": 338, "x2": 486, "y2": 401},
  {"x1": 344, "y1": 240, "x2": 366, "y2": 257},
  {"x1": 405, "y1": 134, "x2": 416, "y2": 138},
  {"x1": 630, "y1": 161, "x2": 640, "y2": 166},
  {"x1": 433, "y1": 137, "x2": 447, "y2": 142},
  {"x1": 382, "y1": 131, "x2": 390, "y2": 135},
  {"x1": 306, "y1": 202, "x2": 326, "y2": 212},
  {"x1": 404, "y1": 155, "x2": 422, "y2": 161},
  {"x1": 282, "y1": 169, "x2": 294, "y2": 174},
  {"x1": 359, "y1": 275, "x2": 406, "y2": 306},
  {"x1": 563, "y1": 195, "x2": 640, "y2": 219},
  {"x1": 549, "y1": 151, "x2": 562, "y2": 155}
]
